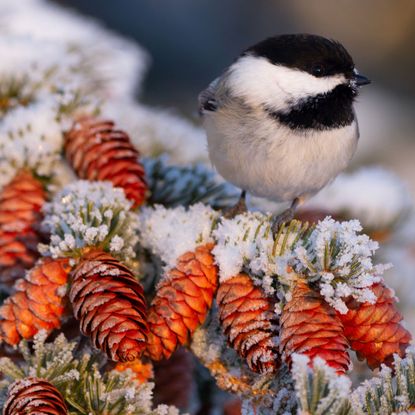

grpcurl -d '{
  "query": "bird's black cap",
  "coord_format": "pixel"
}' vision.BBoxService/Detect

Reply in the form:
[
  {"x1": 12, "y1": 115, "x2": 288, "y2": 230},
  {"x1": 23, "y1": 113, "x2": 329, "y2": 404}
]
[{"x1": 243, "y1": 34, "x2": 355, "y2": 78}]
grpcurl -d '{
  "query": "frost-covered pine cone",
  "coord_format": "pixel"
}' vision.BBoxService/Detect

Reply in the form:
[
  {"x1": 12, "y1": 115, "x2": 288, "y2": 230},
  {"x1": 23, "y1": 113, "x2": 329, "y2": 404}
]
[
  {"x1": 0, "y1": 170, "x2": 46, "y2": 288},
  {"x1": 280, "y1": 279, "x2": 350, "y2": 374},
  {"x1": 64, "y1": 117, "x2": 148, "y2": 208},
  {"x1": 217, "y1": 273, "x2": 280, "y2": 374},
  {"x1": 0, "y1": 258, "x2": 70, "y2": 345},
  {"x1": 3, "y1": 377, "x2": 68, "y2": 415},
  {"x1": 69, "y1": 249, "x2": 148, "y2": 362},
  {"x1": 146, "y1": 243, "x2": 218, "y2": 360},
  {"x1": 338, "y1": 283, "x2": 412, "y2": 369}
]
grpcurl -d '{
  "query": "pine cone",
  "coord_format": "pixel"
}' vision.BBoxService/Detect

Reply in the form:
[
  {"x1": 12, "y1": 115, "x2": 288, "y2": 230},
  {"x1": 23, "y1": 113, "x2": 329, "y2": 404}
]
[
  {"x1": 3, "y1": 377, "x2": 68, "y2": 415},
  {"x1": 154, "y1": 347, "x2": 194, "y2": 410},
  {"x1": 338, "y1": 283, "x2": 412, "y2": 369},
  {"x1": 64, "y1": 117, "x2": 148, "y2": 208},
  {"x1": 69, "y1": 249, "x2": 148, "y2": 362},
  {"x1": 0, "y1": 170, "x2": 46, "y2": 288},
  {"x1": 217, "y1": 273, "x2": 279, "y2": 374},
  {"x1": 280, "y1": 279, "x2": 350, "y2": 374},
  {"x1": 0, "y1": 258, "x2": 70, "y2": 345},
  {"x1": 146, "y1": 243, "x2": 218, "y2": 360}
]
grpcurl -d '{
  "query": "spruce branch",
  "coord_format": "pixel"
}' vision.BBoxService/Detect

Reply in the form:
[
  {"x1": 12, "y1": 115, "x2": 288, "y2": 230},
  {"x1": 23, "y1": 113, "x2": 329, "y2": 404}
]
[
  {"x1": 143, "y1": 156, "x2": 238, "y2": 209},
  {"x1": 352, "y1": 348, "x2": 415, "y2": 414},
  {"x1": 0, "y1": 331, "x2": 182, "y2": 415},
  {"x1": 40, "y1": 180, "x2": 139, "y2": 267},
  {"x1": 291, "y1": 354, "x2": 353, "y2": 415}
]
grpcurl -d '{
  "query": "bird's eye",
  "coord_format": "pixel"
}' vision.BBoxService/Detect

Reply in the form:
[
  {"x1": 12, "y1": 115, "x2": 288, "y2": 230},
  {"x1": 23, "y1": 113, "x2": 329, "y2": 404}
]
[{"x1": 311, "y1": 63, "x2": 325, "y2": 77}]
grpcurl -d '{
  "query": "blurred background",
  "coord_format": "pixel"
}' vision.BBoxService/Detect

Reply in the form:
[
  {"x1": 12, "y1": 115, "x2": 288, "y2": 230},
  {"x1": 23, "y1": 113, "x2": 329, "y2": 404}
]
[
  {"x1": 55, "y1": 0, "x2": 415, "y2": 194},
  {"x1": 0, "y1": 2, "x2": 414, "y2": 413}
]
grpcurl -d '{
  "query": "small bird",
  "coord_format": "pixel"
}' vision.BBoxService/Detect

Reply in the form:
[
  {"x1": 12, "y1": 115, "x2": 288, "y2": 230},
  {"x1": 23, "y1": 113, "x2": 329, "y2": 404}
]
[{"x1": 199, "y1": 34, "x2": 370, "y2": 229}]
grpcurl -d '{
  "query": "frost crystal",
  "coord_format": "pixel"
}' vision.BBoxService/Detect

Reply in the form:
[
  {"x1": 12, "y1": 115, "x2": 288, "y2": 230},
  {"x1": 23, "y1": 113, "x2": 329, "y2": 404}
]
[
  {"x1": 213, "y1": 213, "x2": 388, "y2": 313},
  {"x1": 213, "y1": 214, "x2": 308, "y2": 295},
  {"x1": 291, "y1": 217, "x2": 389, "y2": 313},
  {"x1": 138, "y1": 204, "x2": 219, "y2": 270},
  {"x1": 212, "y1": 212, "x2": 273, "y2": 282},
  {"x1": 41, "y1": 180, "x2": 138, "y2": 265},
  {"x1": 292, "y1": 354, "x2": 352, "y2": 414},
  {"x1": 352, "y1": 347, "x2": 415, "y2": 414},
  {"x1": 0, "y1": 94, "x2": 64, "y2": 188}
]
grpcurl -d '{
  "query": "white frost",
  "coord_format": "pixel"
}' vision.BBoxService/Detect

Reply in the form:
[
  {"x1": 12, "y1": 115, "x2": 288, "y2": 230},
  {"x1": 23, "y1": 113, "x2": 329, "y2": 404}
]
[
  {"x1": 42, "y1": 180, "x2": 138, "y2": 264},
  {"x1": 138, "y1": 204, "x2": 218, "y2": 270}
]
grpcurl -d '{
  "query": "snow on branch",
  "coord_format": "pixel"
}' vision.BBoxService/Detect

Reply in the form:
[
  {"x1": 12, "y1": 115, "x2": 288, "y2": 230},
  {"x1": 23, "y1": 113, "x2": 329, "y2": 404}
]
[
  {"x1": 137, "y1": 203, "x2": 219, "y2": 271},
  {"x1": 40, "y1": 180, "x2": 138, "y2": 265},
  {"x1": 213, "y1": 213, "x2": 390, "y2": 313},
  {"x1": 0, "y1": 0, "x2": 149, "y2": 99},
  {"x1": 291, "y1": 354, "x2": 352, "y2": 415},
  {"x1": 352, "y1": 347, "x2": 415, "y2": 414},
  {"x1": 143, "y1": 156, "x2": 238, "y2": 209},
  {"x1": 0, "y1": 35, "x2": 96, "y2": 188},
  {"x1": 292, "y1": 217, "x2": 390, "y2": 314},
  {"x1": 0, "y1": 331, "x2": 181, "y2": 415}
]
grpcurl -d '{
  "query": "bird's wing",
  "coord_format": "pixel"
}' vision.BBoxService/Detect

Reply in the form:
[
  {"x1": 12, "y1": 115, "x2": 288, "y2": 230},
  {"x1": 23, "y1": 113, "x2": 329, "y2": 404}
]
[{"x1": 198, "y1": 77, "x2": 220, "y2": 115}]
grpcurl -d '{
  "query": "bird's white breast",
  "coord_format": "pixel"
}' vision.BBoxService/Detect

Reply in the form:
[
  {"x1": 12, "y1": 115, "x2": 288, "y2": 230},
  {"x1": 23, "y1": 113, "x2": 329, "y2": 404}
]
[{"x1": 204, "y1": 109, "x2": 358, "y2": 203}]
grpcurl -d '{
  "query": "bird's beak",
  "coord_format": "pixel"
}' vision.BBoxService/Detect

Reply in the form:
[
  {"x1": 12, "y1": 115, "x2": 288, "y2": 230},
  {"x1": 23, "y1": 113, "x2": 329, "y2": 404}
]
[{"x1": 353, "y1": 72, "x2": 371, "y2": 86}]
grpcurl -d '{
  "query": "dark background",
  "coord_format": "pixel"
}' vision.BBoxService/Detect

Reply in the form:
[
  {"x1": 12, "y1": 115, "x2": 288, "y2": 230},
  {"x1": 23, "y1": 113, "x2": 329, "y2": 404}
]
[{"x1": 55, "y1": 0, "x2": 415, "y2": 110}]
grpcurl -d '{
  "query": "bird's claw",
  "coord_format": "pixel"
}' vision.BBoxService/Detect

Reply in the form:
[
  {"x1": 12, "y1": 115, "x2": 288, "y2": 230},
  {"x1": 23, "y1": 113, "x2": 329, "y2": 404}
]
[
  {"x1": 222, "y1": 197, "x2": 248, "y2": 219},
  {"x1": 271, "y1": 208, "x2": 295, "y2": 236}
]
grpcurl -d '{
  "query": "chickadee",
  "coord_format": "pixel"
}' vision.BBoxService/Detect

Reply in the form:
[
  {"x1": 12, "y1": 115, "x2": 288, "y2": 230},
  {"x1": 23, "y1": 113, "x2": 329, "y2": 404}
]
[{"x1": 199, "y1": 34, "x2": 370, "y2": 228}]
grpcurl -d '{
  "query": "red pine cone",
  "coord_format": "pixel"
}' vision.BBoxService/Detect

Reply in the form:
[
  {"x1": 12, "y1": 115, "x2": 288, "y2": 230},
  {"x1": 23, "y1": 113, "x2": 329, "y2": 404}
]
[
  {"x1": 154, "y1": 347, "x2": 194, "y2": 410},
  {"x1": 3, "y1": 377, "x2": 68, "y2": 415},
  {"x1": 0, "y1": 169, "x2": 46, "y2": 288},
  {"x1": 338, "y1": 283, "x2": 412, "y2": 369},
  {"x1": 64, "y1": 117, "x2": 148, "y2": 208},
  {"x1": 69, "y1": 249, "x2": 148, "y2": 362},
  {"x1": 0, "y1": 258, "x2": 70, "y2": 345},
  {"x1": 280, "y1": 279, "x2": 350, "y2": 374},
  {"x1": 217, "y1": 273, "x2": 280, "y2": 374},
  {"x1": 146, "y1": 243, "x2": 218, "y2": 360}
]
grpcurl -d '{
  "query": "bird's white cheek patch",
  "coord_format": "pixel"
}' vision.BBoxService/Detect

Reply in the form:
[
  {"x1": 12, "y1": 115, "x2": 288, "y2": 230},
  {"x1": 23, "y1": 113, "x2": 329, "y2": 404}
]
[{"x1": 228, "y1": 55, "x2": 347, "y2": 111}]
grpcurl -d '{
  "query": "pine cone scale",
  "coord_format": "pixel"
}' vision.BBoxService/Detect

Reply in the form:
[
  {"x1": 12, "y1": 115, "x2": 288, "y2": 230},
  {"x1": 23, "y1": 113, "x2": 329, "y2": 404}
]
[
  {"x1": 0, "y1": 170, "x2": 46, "y2": 288},
  {"x1": 146, "y1": 243, "x2": 218, "y2": 360},
  {"x1": 183, "y1": 292, "x2": 209, "y2": 315},
  {"x1": 0, "y1": 258, "x2": 70, "y2": 345},
  {"x1": 3, "y1": 378, "x2": 68, "y2": 415},
  {"x1": 280, "y1": 279, "x2": 350, "y2": 374},
  {"x1": 69, "y1": 249, "x2": 148, "y2": 362},
  {"x1": 337, "y1": 283, "x2": 412, "y2": 369},
  {"x1": 217, "y1": 273, "x2": 280, "y2": 374},
  {"x1": 169, "y1": 298, "x2": 198, "y2": 318},
  {"x1": 65, "y1": 118, "x2": 148, "y2": 207}
]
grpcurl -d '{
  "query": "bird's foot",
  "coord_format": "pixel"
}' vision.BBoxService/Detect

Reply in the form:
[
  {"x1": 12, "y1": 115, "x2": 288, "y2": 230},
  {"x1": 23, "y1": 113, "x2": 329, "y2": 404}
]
[
  {"x1": 223, "y1": 191, "x2": 247, "y2": 219},
  {"x1": 271, "y1": 207, "x2": 296, "y2": 236}
]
